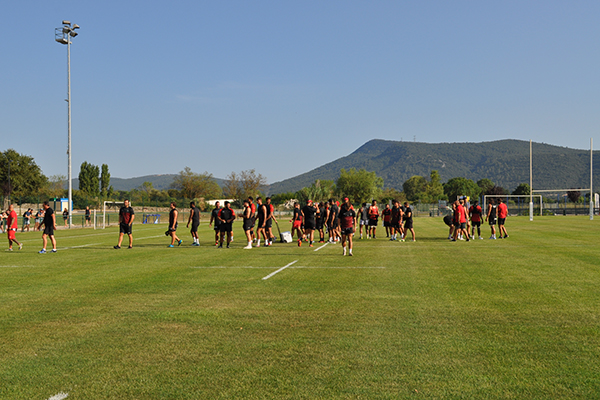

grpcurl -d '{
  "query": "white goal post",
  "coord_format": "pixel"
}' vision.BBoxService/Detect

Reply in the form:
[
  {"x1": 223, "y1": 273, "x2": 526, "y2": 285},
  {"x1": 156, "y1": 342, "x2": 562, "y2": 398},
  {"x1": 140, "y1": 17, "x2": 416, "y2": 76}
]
[{"x1": 483, "y1": 195, "x2": 543, "y2": 217}]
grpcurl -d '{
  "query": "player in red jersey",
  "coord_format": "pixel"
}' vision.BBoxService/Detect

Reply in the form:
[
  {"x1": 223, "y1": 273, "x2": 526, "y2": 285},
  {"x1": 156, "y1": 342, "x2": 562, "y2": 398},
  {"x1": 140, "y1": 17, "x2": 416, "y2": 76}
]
[
  {"x1": 6, "y1": 204, "x2": 22, "y2": 251},
  {"x1": 367, "y1": 200, "x2": 379, "y2": 239},
  {"x1": 290, "y1": 202, "x2": 304, "y2": 245},
  {"x1": 468, "y1": 200, "x2": 483, "y2": 240},
  {"x1": 497, "y1": 198, "x2": 509, "y2": 239},
  {"x1": 337, "y1": 197, "x2": 356, "y2": 256}
]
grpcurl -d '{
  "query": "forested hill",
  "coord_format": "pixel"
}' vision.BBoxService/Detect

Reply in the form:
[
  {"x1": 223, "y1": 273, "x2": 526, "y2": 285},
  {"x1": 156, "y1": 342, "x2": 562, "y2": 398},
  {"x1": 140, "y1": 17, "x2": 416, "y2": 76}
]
[{"x1": 266, "y1": 139, "x2": 599, "y2": 194}]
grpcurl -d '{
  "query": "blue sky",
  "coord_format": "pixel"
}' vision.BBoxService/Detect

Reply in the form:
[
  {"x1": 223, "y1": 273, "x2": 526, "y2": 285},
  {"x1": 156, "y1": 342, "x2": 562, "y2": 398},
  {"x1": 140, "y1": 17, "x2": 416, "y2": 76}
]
[{"x1": 2, "y1": 1, "x2": 599, "y2": 184}]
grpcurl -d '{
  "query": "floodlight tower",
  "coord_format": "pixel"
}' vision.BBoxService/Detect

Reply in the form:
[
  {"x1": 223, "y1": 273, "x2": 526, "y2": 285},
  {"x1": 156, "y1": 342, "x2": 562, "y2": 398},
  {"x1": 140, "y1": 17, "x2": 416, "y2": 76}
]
[{"x1": 55, "y1": 20, "x2": 79, "y2": 228}]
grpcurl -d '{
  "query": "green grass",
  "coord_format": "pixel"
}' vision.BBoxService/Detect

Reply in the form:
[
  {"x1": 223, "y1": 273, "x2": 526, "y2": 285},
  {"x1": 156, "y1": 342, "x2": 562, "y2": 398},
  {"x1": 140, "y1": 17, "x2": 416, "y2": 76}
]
[{"x1": 1, "y1": 217, "x2": 599, "y2": 399}]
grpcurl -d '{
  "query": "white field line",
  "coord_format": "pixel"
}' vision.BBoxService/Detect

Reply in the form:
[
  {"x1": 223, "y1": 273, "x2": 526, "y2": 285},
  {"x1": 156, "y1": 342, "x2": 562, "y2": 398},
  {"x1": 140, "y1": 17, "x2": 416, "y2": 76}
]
[
  {"x1": 262, "y1": 260, "x2": 299, "y2": 280},
  {"x1": 313, "y1": 242, "x2": 329, "y2": 252},
  {"x1": 59, "y1": 243, "x2": 102, "y2": 250},
  {"x1": 190, "y1": 265, "x2": 384, "y2": 269},
  {"x1": 47, "y1": 393, "x2": 68, "y2": 400},
  {"x1": 0, "y1": 265, "x2": 35, "y2": 268}
]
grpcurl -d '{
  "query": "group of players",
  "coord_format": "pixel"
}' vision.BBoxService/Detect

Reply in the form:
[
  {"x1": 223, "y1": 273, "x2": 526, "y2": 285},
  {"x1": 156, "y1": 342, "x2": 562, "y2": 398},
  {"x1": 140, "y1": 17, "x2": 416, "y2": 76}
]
[{"x1": 443, "y1": 197, "x2": 509, "y2": 241}]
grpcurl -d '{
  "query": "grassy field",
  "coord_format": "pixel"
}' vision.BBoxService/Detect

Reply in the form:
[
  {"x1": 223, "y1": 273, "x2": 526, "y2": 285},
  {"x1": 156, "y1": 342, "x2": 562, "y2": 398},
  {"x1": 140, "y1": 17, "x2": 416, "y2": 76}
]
[{"x1": 1, "y1": 216, "x2": 599, "y2": 399}]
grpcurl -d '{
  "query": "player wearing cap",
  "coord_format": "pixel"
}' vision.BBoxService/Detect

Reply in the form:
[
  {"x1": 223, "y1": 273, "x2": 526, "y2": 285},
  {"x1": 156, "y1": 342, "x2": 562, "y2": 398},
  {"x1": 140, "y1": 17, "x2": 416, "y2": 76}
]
[
  {"x1": 338, "y1": 197, "x2": 356, "y2": 256},
  {"x1": 6, "y1": 204, "x2": 22, "y2": 251},
  {"x1": 187, "y1": 201, "x2": 201, "y2": 246}
]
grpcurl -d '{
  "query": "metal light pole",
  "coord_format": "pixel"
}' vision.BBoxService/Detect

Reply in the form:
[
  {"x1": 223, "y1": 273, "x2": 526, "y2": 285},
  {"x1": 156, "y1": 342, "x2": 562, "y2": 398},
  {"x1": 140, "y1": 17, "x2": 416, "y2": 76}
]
[{"x1": 55, "y1": 21, "x2": 79, "y2": 228}]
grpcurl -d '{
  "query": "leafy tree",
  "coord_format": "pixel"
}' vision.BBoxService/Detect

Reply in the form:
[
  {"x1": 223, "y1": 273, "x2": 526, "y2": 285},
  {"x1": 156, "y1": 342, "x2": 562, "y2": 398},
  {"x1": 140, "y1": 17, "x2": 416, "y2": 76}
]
[
  {"x1": 567, "y1": 190, "x2": 581, "y2": 203},
  {"x1": 100, "y1": 164, "x2": 111, "y2": 197},
  {"x1": 487, "y1": 185, "x2": 509, "y2": 196},
  {"x1": 46, "y1": 174, "x2": 67, "y2": 199},
  {"x1": 335, "y1": 168, "x2": 383, "y2": 204},
  {"x1": 223, "y1": 171, "x2": 242, "y2": 200},
  {"x1": 239, "y1": 169, "x2": 267, "y2": 200},
  {"x1": 0, "y1": 149, "x2": 47, "y2": 207},
  {"x1": 477, "y1": 179, "x2": 495, "y2": 195},
  {"x1": 270, "y1": 192, "x2": 296, "y2": 205},
  {"x1": 172, "y1": 167, "x2": 222, "y2": 199},
  {"x1": 380, "y1": 187, "x2": 406, "y2": 204},
  {"x1": 403, "y1": 175, "x2": 428, "y2": 202},
  {"x1": 424, "y1": 170, "x2": 446, "y2": 202},
  {"x1": 512, "y1": 183, "x2": 530, "y2": 196},
  {"x1": 295, "y1": 179, "x2": 336, "y2": 204},
  {"x1": 443, "y1": 177, "x2": 481, "y2": 202},
  {"x1": 78, "y1": 162, "x2": 100, "y2": 197}
]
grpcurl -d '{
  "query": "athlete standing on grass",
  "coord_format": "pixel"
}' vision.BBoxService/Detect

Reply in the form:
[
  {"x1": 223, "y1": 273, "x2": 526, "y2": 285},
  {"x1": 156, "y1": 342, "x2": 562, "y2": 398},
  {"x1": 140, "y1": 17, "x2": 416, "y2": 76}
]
[
  {"x1": 39, "y1": 201, "x2": 57, "y2": 253},
  {"x1": 338, "y1": 197, "x2": 356, "y2": 256},
  {"x1": 486, "y1": 198, "x2": 498, "y2": 239},
  {"x1": 315, "y1": 202, "x2": 326, "y2": 243},
  {"x1": 382, "y1": 203, "x2": 392, "y2": 237},
  {"x1": 114, "y1": 199, "x2": 135, "y2": 249},
  {"x1": 368, "y1": 200, "x2": 379, "y2": 239},
  {"x1": 301, "y1": 200, "x2": 318, "y2": 247},
  {"x1": 168, "y1": 202, "x2": 183, "y2": 247},
  {"x1": 209, "y1": 201, "x2": 222, "y2": 246},
  {"x1": 256, "y1": 197, "x2": 267, "y2": 247},
  {"x1": 497, "y1": 198, "x2": 509, "y2": 239},
  {"x1": 217, "y1": 201, "x2": 236, "y2": 248},
  {"x1": 264, "y1": 197, "x2": 277, "y2": 246},
  {"x1": 248, "y1": 196, "x2": 257, "y2": 243},
  {"x1": 403, "y1": 202, "x2": 416, "y2": 241},
  {"x1": 469, "y1": 200, "x2": 483, "y2": 239},
  {"x1": 241, "y1": 199, "x2": 253, "y2": 249},
  {"x1": 187, "y1": 201, "x2": 200, "y2": 246},
  {"x1": 290, "y1": 202, "x2": 304, "y2": 244},
  {"x1": 358, "y1": 202, "x2": 369, "y2": 239},
  {"x1": 6, "y1": 204, "x2": 22, "y2": 251},
  {"x1": 327, "y1": 199, "x2": 340, "y2": 243}
]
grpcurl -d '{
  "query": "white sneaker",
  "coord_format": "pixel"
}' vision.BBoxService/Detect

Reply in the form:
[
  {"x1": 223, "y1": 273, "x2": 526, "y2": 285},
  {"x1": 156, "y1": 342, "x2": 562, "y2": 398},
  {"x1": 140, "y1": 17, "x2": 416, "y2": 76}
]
[
  {"x1": 243, "y1": 244, "x2": 252, "y2": 249},
  {"x1": 343, "y1": 247, "x2": 347, "y2": 256},
  {"x1": 479, "y1": 236, "x2": 483, "y2": 240}
]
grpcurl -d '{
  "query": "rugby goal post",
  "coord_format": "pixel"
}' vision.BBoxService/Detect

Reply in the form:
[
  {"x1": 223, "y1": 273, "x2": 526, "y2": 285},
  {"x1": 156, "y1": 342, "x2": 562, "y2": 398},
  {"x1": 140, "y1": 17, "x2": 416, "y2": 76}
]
[
  {"x1": 102, "y1": 201, "x2": 127, "y2": 229},
  {"x1": 483, "y1": 195, "x2": 543, "y2": 218}
]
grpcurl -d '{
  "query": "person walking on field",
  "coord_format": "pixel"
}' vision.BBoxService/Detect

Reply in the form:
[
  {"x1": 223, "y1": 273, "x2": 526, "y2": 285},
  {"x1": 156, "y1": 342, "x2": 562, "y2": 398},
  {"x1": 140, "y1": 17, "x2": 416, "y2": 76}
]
[
  {"x1": 357, "y1": 202, "x2": 369, "y2": 239},
  {"x1": 114, "y1": 199, "x2": 135, "y2": 249},
  {"x1": 39, "y1": 201, "x2": 57, "y2": 253},
  {"x1": 486, "y1": 198, "x2": 498, "y2": 240},
  {"x1": 167, "y1": 202, "x2": 183, "y2": 247},
  {"x1": 6, "y1": 204, "x2": 22, "y2": 251},
  {"x1": 187, "y1": 201, "x2": 201, "y2": 246},
  {"x1": 497, "y1": 198, "x2": 509, "y2": 239},
  {"x1": 301, "y1": 199, "x2": 318, "y2": 247},
  {"x1": 209, "y1": 201, "x2": 222, "y2": 246},
  {"x1": 338, "y1": 197, "x2": 356, "y2": 256},
  {"x1": 62, "y1": 208, "x2": 69, "y2": 228}
]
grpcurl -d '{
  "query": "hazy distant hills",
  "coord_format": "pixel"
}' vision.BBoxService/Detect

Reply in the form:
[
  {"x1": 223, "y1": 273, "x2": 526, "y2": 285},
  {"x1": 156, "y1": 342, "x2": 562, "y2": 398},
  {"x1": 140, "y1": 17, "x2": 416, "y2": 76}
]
[
  {"x1": 266, "y1": 139, "x2": 600, "y2": 194},
  {"x1": 71, "y1": 139, "x2": 598, "y2": 195}
]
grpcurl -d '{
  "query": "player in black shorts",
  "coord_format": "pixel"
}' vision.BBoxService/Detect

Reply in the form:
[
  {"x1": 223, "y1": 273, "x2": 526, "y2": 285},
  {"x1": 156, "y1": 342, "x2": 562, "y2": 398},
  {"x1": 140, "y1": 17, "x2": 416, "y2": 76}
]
[
  {"x1": 486, "y1": 199, "x2": 498, "y2": 240},
  {"x1": 301, "y1": 200, "x2": 318, "y2": 247},
  {"x1": 338, "y1": 197, "x2": 356, "y2": 256},
  {"x1": 217, "y1": 201, "x2": 236, "y2": 248},
  {"x1": 403, "y1": 202, "x2": 415, "y2": 241},
  {"x1": 209, "y1": 201, "x2": 222, "y2": 246},
  {"x1": 167, "y1": 202, "x2": 183, "y2": 247},
  {"x1": 327, "y1": 199, "x2": 340, "y2": 243},
  {"x1": 264, "y1": 197, "x2": 277, "y2": 246},
  {"x1": 240, "y1": 199, "x2": 253, "y2": 249},
  {"x1": 187, "y1": 201, "x2": 201, "y2": 246},
  {"x1": 316, "y1": 202, "x2": 327, "y2": 243},
  {"x1": 114, "y1": 199, "x2": 135, "y2": 249},
  {"x1": 39, "y1": 201, "x2": 57, "y2": 253}
]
